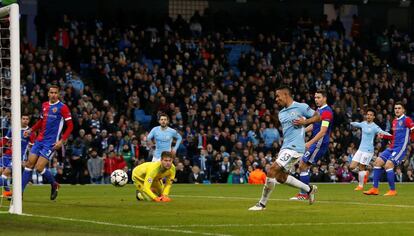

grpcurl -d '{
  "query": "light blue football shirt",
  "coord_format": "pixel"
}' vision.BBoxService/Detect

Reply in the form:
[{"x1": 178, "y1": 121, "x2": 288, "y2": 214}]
[
  {"x1": 279, "y1": 101, "x2": 315, "y2": 153},
  {"x1": 147, "y1": 126, "x2": 182, "y2": 160},
  {"x1": 351, "y1": 121, "x2": 391, "y2": 153}
]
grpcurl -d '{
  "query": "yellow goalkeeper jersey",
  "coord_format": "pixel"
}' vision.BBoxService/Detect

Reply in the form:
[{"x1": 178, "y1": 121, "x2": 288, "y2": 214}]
[{"x1": 132, "y1": 161, "x2": 176, "y2": 200}]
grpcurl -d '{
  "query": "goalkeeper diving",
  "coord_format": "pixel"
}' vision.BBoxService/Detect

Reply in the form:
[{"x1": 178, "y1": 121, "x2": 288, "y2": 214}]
[{"x1": 133, "y1": 151, "x2": 175, "y2": 202}]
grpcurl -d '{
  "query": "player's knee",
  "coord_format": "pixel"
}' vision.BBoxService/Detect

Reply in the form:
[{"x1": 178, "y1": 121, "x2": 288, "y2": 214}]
[
  {"x1": 35, "y1": 166, "x2": 45, "y2": 174},
  {"x1": 374, "y1": 158, "x2": 384, "y2": 167},
  {"x1": 299, "y1": 162, "x2": 308, "y2": 171},
  {"x1": 275, "y1": 171, "x2": 287, "y2": 183},
  {"x1": 384, "y1": 162, "x2": 394, "y2": 170}
]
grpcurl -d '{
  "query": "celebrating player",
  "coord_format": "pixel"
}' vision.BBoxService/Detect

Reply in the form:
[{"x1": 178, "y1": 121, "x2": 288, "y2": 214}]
[
  {"x1": 22, "y1": 85, "x2": 73, "y2": 200},
  {"x1": 132, "y1": 151, "x2": 175, "y2": 202},
  {"x1": 147, "y1": 113, "x2": 182, "y2": 161},
  {"x1": 364, "y1": 102, "x2": 414, "y2": 196},
  {"x1": 0, "y1": 115, "x2": 36, "y2": 197},
  {"x1": 349, "y1": 108, "x2": 391, "y2": 191},
  {"x1": 249, "y1": 86, "x2": 320, "y2": 211},
  {"x1": 290, "y1": 90, "x2": 333, "y2": 201}
]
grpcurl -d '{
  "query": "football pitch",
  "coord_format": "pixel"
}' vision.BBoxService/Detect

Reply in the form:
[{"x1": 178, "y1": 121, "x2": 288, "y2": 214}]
[{"x1": 1, "y1": 183, "x2": 414, "y2": 236}]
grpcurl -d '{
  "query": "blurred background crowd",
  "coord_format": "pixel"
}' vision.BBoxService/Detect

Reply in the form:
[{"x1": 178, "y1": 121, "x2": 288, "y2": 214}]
[{"x1": 11, "y1": 7, "x2": 414, "y2": 185}]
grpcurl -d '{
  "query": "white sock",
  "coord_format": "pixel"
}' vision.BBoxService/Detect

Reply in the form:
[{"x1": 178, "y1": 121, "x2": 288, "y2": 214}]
[
  {"x1": 285, "y1": 175, "x2": 310, "y2": 193},
  {"x1": 259, "y1": 177, "x2": 276, "y2": 206},
  {"x1": 358, "y1": 171, "x2": 366, "y2": 187}
]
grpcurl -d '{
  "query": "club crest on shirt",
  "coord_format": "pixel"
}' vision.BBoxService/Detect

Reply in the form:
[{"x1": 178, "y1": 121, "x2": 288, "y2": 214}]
[
  {"x1": 52, "y1": 107, "x2": 58, "y2": 113},
  {"x1": 399, "y1": 121, "x2": 403, "y2": 126},
  {"x1": 148, "y1": 178, "x2": 153, "y2": 183}
]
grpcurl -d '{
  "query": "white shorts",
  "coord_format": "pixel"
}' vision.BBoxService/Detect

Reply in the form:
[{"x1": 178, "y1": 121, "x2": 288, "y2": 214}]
[
  {"x1": 352, "y1": 150, "x2": 374, "y2": 166},
  {"x1": 276, "y1": 149, "x2": 303, "y2": 172}
]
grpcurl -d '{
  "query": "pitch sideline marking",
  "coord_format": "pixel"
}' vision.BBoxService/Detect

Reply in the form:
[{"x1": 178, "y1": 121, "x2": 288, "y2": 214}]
[
  {"x1": 0, "y1": 211, "x2": 231, "y2": 236},
  {"x1": 155, "y1": 221, "x2": 414, "y2": 228},
  {"x1": 172, "y1": 194, "x2": 414, "y2": 209}
]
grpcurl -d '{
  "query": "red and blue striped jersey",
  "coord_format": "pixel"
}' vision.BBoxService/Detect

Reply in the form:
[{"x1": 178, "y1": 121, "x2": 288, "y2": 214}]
[
  {"x1": 35, "y1": 101, "x2": 72, "y2": 144},
  {"x1": 387, "y1": 115, "x2": 414, "y2": 149},
  {"x1": 311, "y1": 104, "x2": 333, "y2": 145}
]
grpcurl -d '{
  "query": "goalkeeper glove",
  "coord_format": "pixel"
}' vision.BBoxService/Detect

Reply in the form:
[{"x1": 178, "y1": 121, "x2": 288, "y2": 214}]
[
  {"x1": 160, "y1": 195, "x2": 171, "y2": 202},
  {"x1": 153, "y1": 197, "x2": 163, "y2": 202}
]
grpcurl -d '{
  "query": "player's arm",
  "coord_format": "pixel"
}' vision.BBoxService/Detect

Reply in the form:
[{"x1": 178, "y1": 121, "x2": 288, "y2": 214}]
[
  {"x1": 54, "y1": 105, "x2": 73, "y2": 150},
  {"x1": 146, "y1": 129, "x2": 155, "y2": 148},
  {"x1": 405, "y1": 118, "x2": 414, "y2": 140},
  {"x1": 306, "y1": 111, "x2": 331, "y2": 147},
  {"x1": 172, "y1": 131, "x2": 182, "y2": 154},
  {"x1": 305, "y1": 124, "x2": 313, "y2": 133},
  {"x1": 293, "y1": 104, "x2": 320, "y2": 126},
  {"x1": 142, "y1": 167, "x2": 161, "y2": 201},
  {"x1": 28, "y1": 118, "x2": 43, "y2": 134},
  {"x1": 350, "y1": 122, "x2": 362, "y2": 128},
  {"x1": 161, "y1": 167, "x2": 176, "y2": 199}
]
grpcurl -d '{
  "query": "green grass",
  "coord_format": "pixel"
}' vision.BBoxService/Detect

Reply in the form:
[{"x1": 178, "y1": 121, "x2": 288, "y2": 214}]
[{"x1": 1, "y1": 183, "x2": 414, "y2": 236}]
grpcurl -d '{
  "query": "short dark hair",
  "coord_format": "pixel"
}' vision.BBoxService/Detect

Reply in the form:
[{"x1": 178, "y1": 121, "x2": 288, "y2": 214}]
[
  {"x1": 315, "y1": 90, "x2": 327, "y2": 97},
  {"x1": 161, "y1": 151, "x2": 172, "y2": 159},
  {"x1": 276, "y1": 85, "x2": 292, "y2": 95},
  {"x1": 21, "y1": 113, "x2": 30, "y2": 118},
  {"x1": 395, "y1": 101, "x2": 405, "y2": 109},
  {"x1": 366, "y1": 108, "x2": 377, "y2": 116},
  {"x1": 158, "y1": 113, "x2": 169, "y2": 120}
]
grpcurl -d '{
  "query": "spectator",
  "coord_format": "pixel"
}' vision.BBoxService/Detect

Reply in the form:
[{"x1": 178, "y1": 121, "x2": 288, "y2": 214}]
[
  {"x1": 248, "y1": 163, "x2": 266, "y2": 184},
  {"x1": 87, "y1": 148, "x2": 104, "y2": 184},
  {"x1": 189, "y1": 165, "x2": 204, "y2": 184}
]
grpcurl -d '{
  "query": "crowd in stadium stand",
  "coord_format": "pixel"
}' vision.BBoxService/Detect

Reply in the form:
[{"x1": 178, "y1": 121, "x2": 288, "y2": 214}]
[{"x1": 17, "y1": 11, "x2": 414, "y2": 185}]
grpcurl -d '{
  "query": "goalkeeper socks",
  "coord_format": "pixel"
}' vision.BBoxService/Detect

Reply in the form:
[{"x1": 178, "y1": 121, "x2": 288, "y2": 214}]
[
  {"x1": 372, "y1": 166, "x2": 382, "y2": 188},
  {"x1": 386, "y1": 168, "x2": 395, "y2": 190},
  {"x1": 285, "y1": 175, "x2": 311, "y2": 193},
  {"x1": 299, "y1": 171, "x2": 310, "y2": 194},
  {"x1": 259, "y1": 177, "x2": 276, "y2": 206},
  {"x1": 0, "y1": 175, "x2": 10, "y2": 191},
  {"x1": 22, "y1": 167, "x2": 33, "y2": 191},
  {"x1": 40, "y1": 168, "x2": 56, "y2": 186}
]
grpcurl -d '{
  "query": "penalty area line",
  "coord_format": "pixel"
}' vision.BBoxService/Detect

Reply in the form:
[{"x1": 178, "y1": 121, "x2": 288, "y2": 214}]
[
  {"x1": 7, "y1": 212, "x2": 232, "y2": 236},
  {"x1": 171, "y1": 194, "x2": 414, "y2": 209}
]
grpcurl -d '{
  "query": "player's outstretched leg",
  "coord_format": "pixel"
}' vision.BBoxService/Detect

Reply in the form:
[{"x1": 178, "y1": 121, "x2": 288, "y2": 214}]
[
  {"x1": 1, "y1": 174, "x2": 12, "y2": 197},
  {"x1": 22, "y1": 167, "x2": 33, "y2": 192},
  {"x1": 248, "y1": 177, "x2": 277, "y2": 211},
  {"x1": 40, "y1": 169, "x2": 59, "y2": 200},
  {"x1": 384, "y1": 169, "x2": 397, "y2": 196},
  {"x1": 364, "y1": 166, "x2": 382, "y2": 195}
]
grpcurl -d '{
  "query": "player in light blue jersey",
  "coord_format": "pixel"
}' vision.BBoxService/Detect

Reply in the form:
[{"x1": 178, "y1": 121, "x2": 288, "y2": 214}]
[
  {"x1": 350, "y1": 108, "x2": 391, "y2": 191},
  {"x1": 249, "y1": 85, "x2": 320, "y2": 210},
  {"x1": 147, "y1": 113, "x2": 182, "y2": 162}
]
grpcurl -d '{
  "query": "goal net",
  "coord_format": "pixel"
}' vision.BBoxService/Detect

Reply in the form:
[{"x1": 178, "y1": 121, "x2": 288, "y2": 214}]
[{"x1": 0, "y1": 3, "x2": 21, "y2": 215}]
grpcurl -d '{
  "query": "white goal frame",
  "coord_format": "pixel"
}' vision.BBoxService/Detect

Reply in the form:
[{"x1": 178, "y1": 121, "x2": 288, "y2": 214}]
[{"x1": 0, "y1": 3, "x2": 21, "y2": 215}]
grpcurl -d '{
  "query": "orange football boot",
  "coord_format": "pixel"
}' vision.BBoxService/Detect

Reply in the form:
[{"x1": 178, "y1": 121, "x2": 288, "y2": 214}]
[
  {"x1": 363, "y1": 187, "x2": 379, "y2": 195},
  {"x1": 383, "y1": 190, "x2": 397, "y2": 196},
  {"x1": 354, "y1": 186, "x2": 363, "y2": 191}
]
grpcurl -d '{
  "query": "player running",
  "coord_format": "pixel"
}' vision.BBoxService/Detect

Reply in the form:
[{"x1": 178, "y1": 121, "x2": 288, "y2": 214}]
[
  {"x1": 0, "y1": 115, "x2": 36, "y2": 197},
  {"x1": 349, "y1": 108, "x2": 391, "y2": 191},
  {"x1": 364, "y1": 102, "x2": 414, "y2": 196},
  {"x1": 147, "y1": 113, "x2": 182, "y2": 162},
  {"x1": 23, "y1": 85, "x2": 73, "y2": 200},
  {"x1": 249, "y1": 85, "x2": 320, "y2": 211},
  {"x1": 133, "y1": 151, "x2": 175, "y2": 202},
  {"x1": 290, "y1": 90, "x2": 333, "y2": 201}
]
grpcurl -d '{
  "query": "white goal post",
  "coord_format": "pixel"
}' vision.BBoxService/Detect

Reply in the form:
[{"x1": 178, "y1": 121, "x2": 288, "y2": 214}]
[{"x1": 0, "y1": 3, "x2": 21, "y2": 215}]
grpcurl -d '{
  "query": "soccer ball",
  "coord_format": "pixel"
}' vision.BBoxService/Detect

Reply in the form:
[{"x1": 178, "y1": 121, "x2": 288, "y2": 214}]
[{"x1": 110, "y1": 169, "x2": 128, "y2": 187}]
